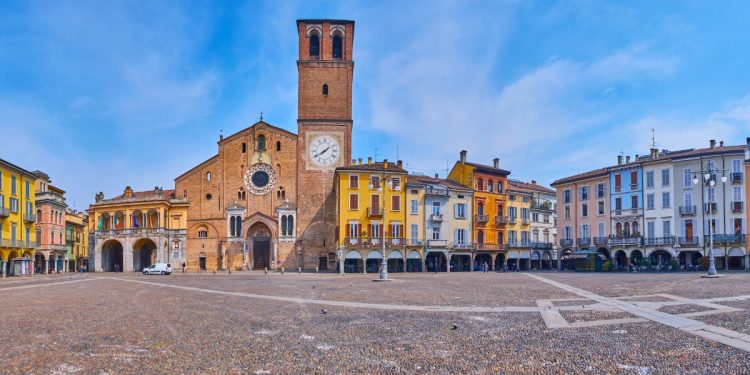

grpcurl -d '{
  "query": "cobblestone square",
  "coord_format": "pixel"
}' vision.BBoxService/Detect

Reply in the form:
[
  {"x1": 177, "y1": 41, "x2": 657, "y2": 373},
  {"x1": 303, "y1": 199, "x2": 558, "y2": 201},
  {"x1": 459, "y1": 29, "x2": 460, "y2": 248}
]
[{"x1": 3, "y1": 272, "x2": 750, "y2": 374}]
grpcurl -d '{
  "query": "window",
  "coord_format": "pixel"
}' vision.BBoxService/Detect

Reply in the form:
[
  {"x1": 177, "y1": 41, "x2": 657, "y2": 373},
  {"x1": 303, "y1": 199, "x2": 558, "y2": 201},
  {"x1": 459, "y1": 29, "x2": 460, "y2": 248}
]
[
  {"x1": 389, "y1": 223, "x2": 402, "y2": 238},
  {"x1": 523, "y1": 196, "x2": 530, "y2": 202},
  {"x1": 276, "y1": 141, "x2": 281, "y2": 151},
  {"x1": 309, "y1": 31, "x2": 320, "y2": 57},
  {"x1": 581, "y1": 203, "x2": 588, "y2": 217},
  {"x1": 646, "y1": 194, "x2": 655, "y2": 210},
  {"x1": 564, "y1": 205, "x2": 570, "y2": 219},
  {"x1": 615, "y1": 197, "x2": 622, "y2": 211},
  {"x1": 390, "y1": 177, "x2": 401, "y2": 190},
  {"x1": 733, "y1": 159, "x2": 742, "y2": 173},
  {"x1": 580, "y1": 224, "x2": 589, "y2": 238},
  {"x1": 257, "y1": 135, "x2": 266, "y2": 151},
  {"x1": 454, "y1": 203, "x2": 466, "y2": 218},
  {"x1": 733, "y1": 186, "x2": 742, "y2": 202},
  {"x1": 25, "y1": 181, "x2": 29, "y2": 199},
  {"x1": 631, "y1": 195, "x2": 638, "y2": 209},
  {"x1": 598, "y1": 200, "x2": 605, "y2": 215},
  {"x1": 370, "y1": 176, "x2": 381, "y2": 189},
  {"x1": 477, "y1": 178, "x2": 484, "y2": 191},
  {"x1": 277, "y1": 187, "x2": 286, "y2": 200},
  {"x1": 532, "y1": 213, "x2": 539, "y2": 222},
  {"x1": 683, "y1": 168, "x2": 693, "y2": 188},
  {"x1": 509, "y1": 194, "x2": 516, "y2": 201},
  {"x1": 432, "y1": 226, "x2": 440, "y2": 240},
  {"x1": 662, "y1": 192, "x2": 670, "y2": 208},
  {"x1": 411, "y1": 199, "x2": 418, "y2": 214},
  {"x1": 238, "y1": 189, "x2": 246, "y2": 200},
  {"x1": 708, "y1": 188, "x2": 715, "y2": 203},
  {"x1": 630, "y1": 171, "x2": 638, "y2": 187},
  {"x1": 646, "y1": 171, "x2": 654, "y2": 188},
  {"x1": 564, "y1": 189, "x2": 571, "y2": 203},
  {"x1": 322, "y1": 84, "x2": 328, "y2": 96},
  {"x1": 9, "y1": 197, "x2": 18, "y2": 212},
  {"x1": 521, "y1": 208, "x2": 529, "y2": 220},
  {"x1": 497, "y1": 182, "x2": 504, "y2": 193},
  {"x1": 662, "y1": 220, "x2": 671, "y2": 237},
  {"x1": 11, "y1": 175, "x2": 16, "y2": 195},
  {"x1": 347, "y1": 223, "x2": 361, "y2": 238},
  {"x1": 597, "y1": 183, "x2": 605, "y2": 198},
  {"x1": 206, "y1": 172, "x2": 212, "y2": 181},
  {"x1": 0, "y1": 171, "x2": 2, "y2": 191},
  {"x1": 563, "y1": 226, "x2": 572, "y2": 240},
  {"x1": 349, "y1": 194, "x2": 359, "y2": 210},
  {"x1": 684, "y1": 192, "x2": 692, "y2": 206},
  {"x1": 454, "y1": 229, "x2": 466, "y2": 245},
  {"x1": 477, "y1": 230, "x2": 484, "y2": 244},
  {"x1": 488, "y1": 179, "x2": 494, "y2": 192},
  {"x1": 580, "y1": 186, "x2": 589, "y2": 200},
  {"x1": 391, "y1": 195, "x2": 400, "y2": 211},
  {"x1": 508, "y1": 206, "x2": 517, "y2": 218},
  {"x1": 242, "y1": 143, "x2": 247, "y2": 153},
  {"x1": 370, "y1": 223, "x2": 382, "y2": 238},
  {"x1": 349, "y1": 175, "x2": 359, "y2": 189},
  {"x1": 332, "y1": 33, "x2": 343, "y2": 59},
  {"x1": 198, "y1": 228, "x2": 208, "y2": 238},
  {"x1": 431, "y1": 201, "x2": 440, "y2": 215},
  {"x1": 662, "y1": 169, "x2": 670, "y2": 187},
  {"x1": 598, "y1": 222, "x2": 605, "y2": 237},
  {"x1": 614, "y1": 174, "x2": 621, "y2": 190},
  {"x1": 205, "y1": 193, "x2": 212, "y2": 200},
  {"x1": 411, "y1": 224, "x2": 418, "y2": 242},
  {"x1": 647, "y1": 221, "x2": 655, "y2": 239}
]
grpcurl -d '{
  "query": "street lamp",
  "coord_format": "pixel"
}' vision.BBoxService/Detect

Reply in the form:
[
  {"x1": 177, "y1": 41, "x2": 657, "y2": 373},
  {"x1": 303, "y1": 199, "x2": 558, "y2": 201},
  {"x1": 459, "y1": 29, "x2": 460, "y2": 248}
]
[
  {"x1": 692, "y1": 162, "x2": 728, "y2": 277},
  {"x1": 370, "y1": 171, "x2": 392, "y2": 281}
]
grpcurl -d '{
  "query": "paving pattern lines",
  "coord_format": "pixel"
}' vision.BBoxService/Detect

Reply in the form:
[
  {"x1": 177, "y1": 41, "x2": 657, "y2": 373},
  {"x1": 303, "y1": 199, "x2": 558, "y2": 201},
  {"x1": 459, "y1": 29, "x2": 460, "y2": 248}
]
[
  {"x1": 0, "y1": 275, "x2": 100, "y2": 292},
  {"x1": 526, "y1": 273, "x2": 750, "y2": 353}
]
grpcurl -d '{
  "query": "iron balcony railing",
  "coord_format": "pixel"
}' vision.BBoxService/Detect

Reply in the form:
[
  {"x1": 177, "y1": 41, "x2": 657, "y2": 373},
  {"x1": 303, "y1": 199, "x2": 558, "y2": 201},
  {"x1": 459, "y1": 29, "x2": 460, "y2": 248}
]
[
  {"x1": 521, "y1": 217, "x2": 530, "y2": 225},
  {"x1": 475, "y1": 214, "x2": 489, "y2": 223},
  {"x1": 644, "y1": 237, "x2": 676, "y2": 246},
  {"x1": 429, "y1": 213, "x2": 443, "y2": 222},
  {"x1": 408, "y1": 239, "x2": 423, "y2": 246},
  {"x1": 731, "y1": 172, "x2": 743, "y2": 183},
  {"x1": 678, "y1": 236, "x2": 699, "y2": 246},
  {"x1": 495, "y1": 216, "x2": 509, "y2": 225},
  {"x1": 509, "y1": 216, "x2": 517, "y2": 224},
  {"x1": 424, "y1": 187, "x2": 450, "y2": 196},
  {"x1": 96, "y1": 228, "x2": 185, "y2": 236},
  {"x1": 23, "y1": 213, "x2": 36, "y2": 223},
  {"x1": 367, "y1": 207, "x2": 383, "y2": 217},
  {"x1": 732, "y1": 201, "x2": 744, "y2": 213},
  {"x1": 679, "y1": 205, "x2": 697, "y2": 216},
  {"x1": 559, "y1": 239, "x2": 574, "y2": 247},
  {"x1": 0, "y1": 239, "x2": 36, "y2": 249},
  {"x1": 389, "y1": 237, "x2": 405, "y2": 246},
  {"x1": 427, "y1": 239, "x2": 448, "y2": 248},
  {"x1": 576, "y1": 238, "x2": 591, "y2": 247},
  {"x1": 531, "y1": 242, "x2": 553, "y2": 250},
  {"x1": 451, "y1": 242, "x2": 473, "y2": 250},
  {"x1": 0, "y1": 207, "x2": 9, "y2": 218},
  {"x1": 705, "y1": 234, "x2": 746, "y2": 245},
  {"x1": 608, "y1": 236, "x2": 643, "y2": 246},
  {"x1": 593, "y1": 237, "x2": 608, "y2": 246},
  {"x1": 613, "y1": 208, "x2": 643, "y2": 216},
  {"x1": 704, "y1": 202, "x2": 717, "y2": 214},
  {"x1": 475, "y1": 243, "x2": 499, "y2": 251}
]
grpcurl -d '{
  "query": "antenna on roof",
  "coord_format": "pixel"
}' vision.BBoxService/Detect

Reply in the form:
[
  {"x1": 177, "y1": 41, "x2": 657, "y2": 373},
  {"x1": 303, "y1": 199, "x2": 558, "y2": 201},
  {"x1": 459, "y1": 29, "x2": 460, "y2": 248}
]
[
  {"x1": 651, "y1": 127, "x2": 658, "y2": 149},
  {"x1": 374, "y1": 147, "x2": 379, "y2": 160},
  {"x1": 445, "y1": 161, "x2": 450, "y2": 176}
]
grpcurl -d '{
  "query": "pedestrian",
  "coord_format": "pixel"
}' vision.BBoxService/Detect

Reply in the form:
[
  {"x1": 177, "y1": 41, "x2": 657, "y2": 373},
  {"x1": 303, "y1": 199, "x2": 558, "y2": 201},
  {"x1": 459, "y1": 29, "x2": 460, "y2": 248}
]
[
  {"x1": 483, "y1": 261, "x2": 488, "y2": 274},
  {"x1": 182, "y1": 261, "x2": 186, "y2": 274}
]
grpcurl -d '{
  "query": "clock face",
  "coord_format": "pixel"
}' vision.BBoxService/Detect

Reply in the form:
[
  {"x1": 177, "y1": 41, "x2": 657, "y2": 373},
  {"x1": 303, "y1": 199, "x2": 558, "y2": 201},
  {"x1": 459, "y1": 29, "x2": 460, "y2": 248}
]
[
  {"x1": 244, "y1": 164, "x2": 276, "y2": 195},
  {"x1": 309, "y1": 135, "x2": 340, "y2": 167}
]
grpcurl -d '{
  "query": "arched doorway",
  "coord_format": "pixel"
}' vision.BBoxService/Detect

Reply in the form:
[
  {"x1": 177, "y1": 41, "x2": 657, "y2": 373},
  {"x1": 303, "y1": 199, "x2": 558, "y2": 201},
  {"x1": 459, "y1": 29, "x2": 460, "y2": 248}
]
[
  {"x1": 531, "y1": 251, "x2": 541, "y2": 270},
  {"x1": 614, "y1": 250, "x2": 628, "y2": 269},
  {"x1": 561, "y1": 249, "x2": 575, "y2": 271},
  {"x1": 406, "y1": 250, "x2": 422, "y2": 272},
  {"x1": 495, "y1": 253, "x2": 506, "y2": 271},
  {"x1": 102, "y1": 240, "x2": 124, "y2": 272},
  {"x1": 133, "y1": 238, "x2": 157, "y2": 272},
  {"x1": 541, "y1": 252, "x2": 552, "y2": 270},
  {"x1": 344, "y1": 250, "x2": 362, "y2": 273},
  {"x1": 475, "y1": 254, "x2": 492, "y2": 271},
  {"x1": 366, "y1": 250, "x2": 382, "y2": 273},
  {"x1": 650, "y1": 249, "x2": 672, "y2": 268},
  {"x1": 450, "y1": 254, "x2": 471, "y2": 272},
  {"x1": 198, "y1": 252, "x2": 207, "y2": 271},
  {"x1": 728, "y1": 248, "x2": 746, "y2": 270},
  {"x1": 597, "y1": 248, "x2": 611, "y2": 260},
  {"x1": 425, "y1": 252, "x2": 447, "y2": 272},
  {"x1": 630, "y1": 249, "x2": 644, "y2": 266},
  {"x1": 387, "y1": 250, "x2": 404, "y2": 273},
  {"x1": 679, "y1": 250, "x2": 701, "y2": 270},
  {"x1": 248, "y1": 223, "x2": 272, "y2": 270},
  {"x1": 34, "y1": 253, "x2": 46, "y2": 274}
]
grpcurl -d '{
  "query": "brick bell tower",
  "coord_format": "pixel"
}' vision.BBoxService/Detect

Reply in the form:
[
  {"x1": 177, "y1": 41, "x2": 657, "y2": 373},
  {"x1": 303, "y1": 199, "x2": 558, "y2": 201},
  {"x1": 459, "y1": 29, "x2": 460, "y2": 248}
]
[{"x1": 295, "y1": 19, "x2": 354, "y2": 269}]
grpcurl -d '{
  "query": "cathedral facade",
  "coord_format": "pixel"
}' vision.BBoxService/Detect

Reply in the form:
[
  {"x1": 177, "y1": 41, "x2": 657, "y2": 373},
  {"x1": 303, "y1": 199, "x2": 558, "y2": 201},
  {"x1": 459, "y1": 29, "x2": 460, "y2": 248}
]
[{"x1": 176, "y1": 19, "x2": 355, "y2": 272}]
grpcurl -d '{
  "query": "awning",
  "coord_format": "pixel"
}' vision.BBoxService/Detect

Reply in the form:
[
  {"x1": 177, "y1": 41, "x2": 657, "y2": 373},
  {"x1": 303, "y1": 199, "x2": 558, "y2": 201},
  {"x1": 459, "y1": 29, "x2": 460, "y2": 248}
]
[
  {"x1": 520, "y1": 251, "x2": 531, "y2": 259},
  {"x1": 709, "y1": 248, "x2": 726, "y2": 256},
  {"x1": 389, "y1": 250, "x2": 403, "y2": 259},
  {"x1": 345, "y1": 251, "x2": 362, "y2": 260},
  {"x1": 367, "y1": 250, "x2": 382, "y2": 259},
  {"x1": 408, "y1": 251, "x2": 421, "y2": 259},
  {"x1": 728, "y1": 248, "x2": 746, "y2": 257},
  {"x1": 507, "y1": 251, "x2": 519, "y2": 259}
]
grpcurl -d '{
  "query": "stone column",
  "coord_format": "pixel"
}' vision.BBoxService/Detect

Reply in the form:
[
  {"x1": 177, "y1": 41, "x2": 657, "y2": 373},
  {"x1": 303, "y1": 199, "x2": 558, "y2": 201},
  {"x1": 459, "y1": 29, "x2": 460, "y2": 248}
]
[
  {"x1": 445, "y1": 252, "x2": 450, "y2": 273},
  {"x1": 123, "y1": 238, "x2": 134, "y2": 272}
]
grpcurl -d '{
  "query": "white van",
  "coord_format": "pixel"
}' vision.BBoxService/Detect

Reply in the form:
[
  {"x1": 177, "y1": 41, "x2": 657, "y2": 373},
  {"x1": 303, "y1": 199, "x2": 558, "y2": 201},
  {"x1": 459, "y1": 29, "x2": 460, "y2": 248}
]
[{"x1": 143, "y1": 263, "x2": 172, "y2": 275}]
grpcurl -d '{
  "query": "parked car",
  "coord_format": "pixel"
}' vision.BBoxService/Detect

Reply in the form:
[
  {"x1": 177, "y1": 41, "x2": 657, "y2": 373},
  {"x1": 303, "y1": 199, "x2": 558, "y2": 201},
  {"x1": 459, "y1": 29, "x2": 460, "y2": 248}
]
[{"x1": 143, "y1": 263, "x2": 172, "y2": 275}]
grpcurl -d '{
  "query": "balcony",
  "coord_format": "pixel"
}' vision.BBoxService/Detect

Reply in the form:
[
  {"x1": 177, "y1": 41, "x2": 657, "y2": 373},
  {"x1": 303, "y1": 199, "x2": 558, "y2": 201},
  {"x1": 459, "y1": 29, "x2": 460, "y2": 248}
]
[
  {"x1": 531, "y1": 242, "x2": 553, "y2": 250},
  {"x1": 509, "y1": 216, "x2": 517, "y2": 224},
  {"x1": 559, "y1": 239, "x2": 574, "y2": 247},
  {"x1": 678, "y1": 236, "x2": 699, "y2": 246},
  {"x1": 630, "y1": 184, "x2": 638, "y2": 191},
  {"x1": 644, "y1": 237, "x2": 676, "y2": 246},
  {"x1": 732, "y1": 201, "x2": 744, "y2": 213},
  {"x1": 0, "y1": 207, "x2": 9, "y2": 218},
  {"x1": 367, "y1": 207, "x2": 383, "y2": 217},
  {"x1": 614, "y1": 185, "x2": 621, "y2": 193},
  {"x1": 427, "y1": 239, "x2": 448, "y2": 248},
  {"x1": 705, "y1": 234, "x2": 746, "y2": 245},
  {"x1": 475, "y1": 243, "x2": 499, "y2": 251},
  {"x1": 0, "y1": 239, "x2": 36, "y2": 249},
  {"x1": 731, "y1": 172, "x2": 743, "y2": 183},
  {"x1": 704, "y1": 202, "x2": 717, "y2": 214},
  {"x1": 407, "y1": 239, "x2": 423, "y2": 246},
  {"x1": 23, "y1": 213, "x2": 36, "y2": 223},
  {"x1": 389, "y1": 237, "x2": 405, "y2": 246},
  {"x1": 424, "y1": 187, "x2": 449, "y2": 196},
  {"x1": 429, "y1": 213, "x2": 443, "y2": 222},
  {"x1": 475, "y1": 214, "x2": 489, "y2": 223},
  {"x1": 451, "y1": 242, "x2": 473, "y2": 250},
  {"x1": 495, "y1": 216, "x2": 508, "y2": 225},
  {"x1": 613, "y1": 208, "x2": 642, "y2": 217},
  {"x1": 576, "y1": 238, "x2": 591, "y2": 247},
  {"x1": 679, "y1": 205, "x2": 697, "y2": 216},
  {"x1": 521, "y1": 217, "x2": 530, "y2": 225},
  {"x1": 608, "y1": 236, "x2": 643, "y2": 246},
  {"x1": 593, "y1": 237, "x2": 608, "y2": 246}
]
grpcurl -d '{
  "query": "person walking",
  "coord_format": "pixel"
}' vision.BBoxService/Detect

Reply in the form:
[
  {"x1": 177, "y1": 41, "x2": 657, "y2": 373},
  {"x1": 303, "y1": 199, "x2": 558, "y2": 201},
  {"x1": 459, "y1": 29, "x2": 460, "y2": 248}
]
[
  {"x1": 182, "y1": 261, "x2": 186, "y2": 274},
  {"x1": 483, "y1": 261, "x2": 488, "y2": 274}
]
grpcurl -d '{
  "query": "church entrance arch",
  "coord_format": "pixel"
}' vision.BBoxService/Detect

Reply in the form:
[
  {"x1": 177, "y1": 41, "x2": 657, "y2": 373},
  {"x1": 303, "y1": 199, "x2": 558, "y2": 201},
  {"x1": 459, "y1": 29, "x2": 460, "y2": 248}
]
[
  {"x1": 248, "y1": 222, "x2": 272, "y2": 270},
  {"x1": 102, "y1": 240, "x2": 124, "y2": 272},
  {"x1": 133, "y1": 238, "x2": 157, "y2": 272}
]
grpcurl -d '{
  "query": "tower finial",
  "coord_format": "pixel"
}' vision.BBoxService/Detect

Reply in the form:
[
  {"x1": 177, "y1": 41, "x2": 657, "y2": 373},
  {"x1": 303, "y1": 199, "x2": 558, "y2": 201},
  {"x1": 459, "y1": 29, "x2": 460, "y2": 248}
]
[{"x1": 260, "y1": 111, "x2": 264, "y2": 121}]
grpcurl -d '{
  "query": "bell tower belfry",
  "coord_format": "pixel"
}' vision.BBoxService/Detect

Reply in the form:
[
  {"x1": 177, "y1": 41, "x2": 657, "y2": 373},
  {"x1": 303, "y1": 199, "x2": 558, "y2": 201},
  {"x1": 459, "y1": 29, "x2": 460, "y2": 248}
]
[{"x1": 295, "y1": 19, "x2": 355, "y2": 269}]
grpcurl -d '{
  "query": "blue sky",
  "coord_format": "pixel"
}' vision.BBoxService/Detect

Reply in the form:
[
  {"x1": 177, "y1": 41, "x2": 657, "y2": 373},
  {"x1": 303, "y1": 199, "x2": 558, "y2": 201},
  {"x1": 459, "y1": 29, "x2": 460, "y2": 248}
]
[{"x1": 2, "y1": 0, "x2": 750, "y2": 209}]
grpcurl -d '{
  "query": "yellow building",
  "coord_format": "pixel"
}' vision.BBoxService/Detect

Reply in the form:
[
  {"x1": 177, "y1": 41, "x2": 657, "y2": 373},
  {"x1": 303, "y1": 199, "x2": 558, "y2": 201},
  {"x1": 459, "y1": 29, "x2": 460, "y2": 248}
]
[
  {"x1": 506, "y1": 182, "x2": 533, "y2": 270},
  {"x1": 448, "y1": 151, "x2": 510, "y2": 270},
  {"x1": 66, "y1": 209, "x2": 89, "y2": 271},
  {"x1": 0, "y1": 159, "x2": 37, "y2": 277},
  {"x1": 87, "y1": 186, "x2": 188, "y2": 272},
  {"x1": 335, "y1": 159, "x2": 408, "y2": 273}
]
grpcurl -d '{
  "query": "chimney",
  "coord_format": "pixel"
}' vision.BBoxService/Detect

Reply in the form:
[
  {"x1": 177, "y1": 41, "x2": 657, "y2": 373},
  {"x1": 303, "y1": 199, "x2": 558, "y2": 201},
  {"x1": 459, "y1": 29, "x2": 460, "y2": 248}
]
[
  {"x1": 367, "y1": 157, "x2": 372, "y2": 165},
  {"x1": 460, "y1": 150, "x2": 467, "y2": 165},
  {"x1": 434, "y1": 173, "x2": 439, "y2": 179},
  {"x1": 710, "y1": 139, "x2": 716, "y2": 149},
  {"x1": 493, "y1": 158, "x2": 500, "y2": 169},
  {"x1": 626, "y1": 156, "x2": 631, "y2": 163},
  {"x1": 635, "y1": 154, "x2": 639, "y2": 160},
  {"x1": 531, "y1": 180, "x2": 537, "y2": 185},
  {"x1": 397, "y1": 160, "x2": 403, "y2": 168},
  {"x1": 719, "y1": 141, "x2": 724, "y2": 147},
  {"x1": 617, "y1": 155, "x2": 623, "y2": 165},
  {"x1": 383, "y1": 159, "x2": 388, "y2": 169},
  {"x1": 351, "y1": 159, "x2": 356, "y2": 165},
  {"x1": 746, "y1": 137, "x2": 750, "y2": 160},
  {"x1": 358, "y1": 158, "x2": 362, "y2": 165},
  {"x1": 650, "y1": 148, "x2": 658, "y2": 159}
]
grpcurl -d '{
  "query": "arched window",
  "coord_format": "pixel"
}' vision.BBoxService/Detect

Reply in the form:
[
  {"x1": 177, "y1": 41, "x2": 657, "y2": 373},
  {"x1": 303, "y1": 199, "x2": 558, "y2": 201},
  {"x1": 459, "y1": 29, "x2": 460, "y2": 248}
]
[
  {"x1": 286, "y1": 216, "x2": 294, "y2": 236},
  {"x1": 276, "y1": 141, "x2": 281, "y2": 151},
  {"x1": 230, "y1": 217, "x2": 236, "y2": 237},
  {"x1": 632, "y1": 221, "x2": 639, "y2": 236},
  {"x1": 234, "y1": 216, "x2": 242, "y2": 237},
  {"x1": 198, "y1": 228, "x2": 208, "y2": 238},
  {"x1": 322, "y1": 84, "x2": 329, "y2": 96},
  {"x1": 281, "y1": 216, "x2": 288, "y2": 236},
  {"x1": 277, "y1": 187, "x2": 285, "y2": 200},
  {"x1": 616, "y1": 222, "x2": 623, "y2": 236},
  {"x1": 477, "y1": 230, "x2": 484, "y2": 244},
  {"x1": 332, "y1": 33, "x2": 343, "y2": 59},
  {"x1": 257, "y1": 135, "x2": 266, "y2": 151},
  {"x1": 488, "y1": 179, "x2": 494, "y2": 192},
  {"x1": 238, "y1": 188, "x2": 246, "y2": 201},
  {"x1": 242, "y1": 142, "x2": 246, "y2": 153},
  {"x1": 623, "y1": 222, "x2": 630, "y2": 236},
  {"x1": 206, "y1": 172, "x2": 212, "y2": 181},
  {"x1": 309, "y1": 31, "x2": 320, "y2": 58}
]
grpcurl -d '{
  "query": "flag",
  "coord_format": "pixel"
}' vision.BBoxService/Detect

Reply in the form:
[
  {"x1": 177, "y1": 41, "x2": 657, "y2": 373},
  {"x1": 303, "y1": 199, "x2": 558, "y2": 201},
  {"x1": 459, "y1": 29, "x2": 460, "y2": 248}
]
[
  {"x1": 133, "y1": 215, "x2": 139, "y2": 228},
  {"x1": 115, "y1": 215, "x2": 119, "y2": 227},
  {"x1": 97, "y1": 216, "x2": 103, "y2": 231}
]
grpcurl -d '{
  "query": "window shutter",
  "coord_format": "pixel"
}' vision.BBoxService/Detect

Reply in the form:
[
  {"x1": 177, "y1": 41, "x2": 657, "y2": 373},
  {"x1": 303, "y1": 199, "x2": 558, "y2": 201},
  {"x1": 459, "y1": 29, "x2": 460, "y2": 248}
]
[{"x1": 346, "y1": 224, "x2": 350, "y2": 237}]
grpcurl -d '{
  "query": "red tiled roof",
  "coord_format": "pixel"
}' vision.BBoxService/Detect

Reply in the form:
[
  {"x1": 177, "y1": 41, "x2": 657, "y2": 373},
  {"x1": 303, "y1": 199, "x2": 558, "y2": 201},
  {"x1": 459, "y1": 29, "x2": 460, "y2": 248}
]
[
  {"x1": 465, "y1": 162, "x2": 511, "y2": 177},
  {"x1": 409, "y1": 175, "x2": 473, "y2": 191},
  {"x1": 336, "y1": 161, "x2": 407, "y2": 173},
  {"x1": 508, "y1": 180, "x2": 554, "y2": 194}
]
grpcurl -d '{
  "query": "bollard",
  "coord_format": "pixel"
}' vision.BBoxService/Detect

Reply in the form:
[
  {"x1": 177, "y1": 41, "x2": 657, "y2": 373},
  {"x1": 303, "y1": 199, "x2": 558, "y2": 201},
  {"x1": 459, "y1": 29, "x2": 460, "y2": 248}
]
[
  {"x1": 229, "y1": 268, "x2": 231, "y2": 275},
  {"x1": 315, "y1": 266, "x2": 319, "y2": 275},
  {"x1": 298, "y1": 267, "x2": 301, "y2": 275},
  {"x1": 281, "y1": 267, "x2": 285, "y2": 275},
  {"x1": 213, "y1": 269, "x2": 216, "y2": 275},
  {"x1": 264, "y1": 267, "x2": 268, "y2": 275}
]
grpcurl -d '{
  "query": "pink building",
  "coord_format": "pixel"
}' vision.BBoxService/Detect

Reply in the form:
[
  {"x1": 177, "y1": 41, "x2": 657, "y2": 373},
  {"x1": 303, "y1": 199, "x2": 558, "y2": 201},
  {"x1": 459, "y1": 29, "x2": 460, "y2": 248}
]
[{"x1": 34, "y1": 171, "x2": 68, "y2": 273}]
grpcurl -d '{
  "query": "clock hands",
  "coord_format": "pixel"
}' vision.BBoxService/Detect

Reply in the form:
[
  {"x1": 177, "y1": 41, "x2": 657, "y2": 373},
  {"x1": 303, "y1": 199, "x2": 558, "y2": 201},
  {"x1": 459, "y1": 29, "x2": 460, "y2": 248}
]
[{"x1": 314, "y1": 146, "x2": 331, "y2": 159}]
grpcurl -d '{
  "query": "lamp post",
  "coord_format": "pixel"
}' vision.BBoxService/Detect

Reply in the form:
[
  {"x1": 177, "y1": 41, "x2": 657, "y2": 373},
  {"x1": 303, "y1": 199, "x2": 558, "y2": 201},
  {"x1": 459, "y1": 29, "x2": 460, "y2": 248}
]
[
  {"x1": 692, "y1": 162, "x2": 727, "y2": 277},
  {"x1": 370, "y1": 169, "x2": 391, "y2": 281}
]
